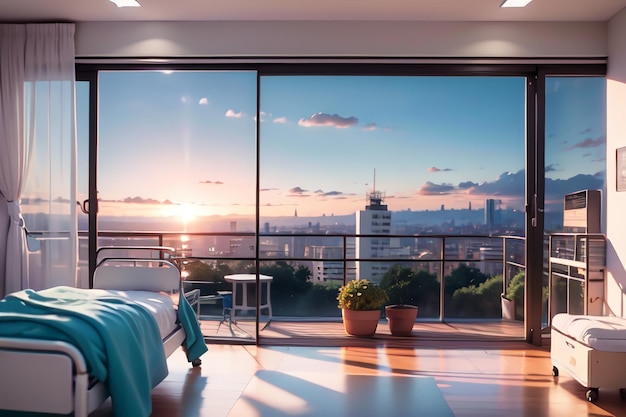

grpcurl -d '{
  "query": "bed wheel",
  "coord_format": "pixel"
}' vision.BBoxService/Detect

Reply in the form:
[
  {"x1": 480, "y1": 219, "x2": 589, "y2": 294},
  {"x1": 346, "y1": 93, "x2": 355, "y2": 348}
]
[
  {"x1": 191, "y1": 358, "x2": 202, "y2": 367},
  {"x1": 552, "y1": 366, "x2": 559, "y2": 377},
  {"x1": 586, "y1": 388, "x2": 599, "y2": 402}
]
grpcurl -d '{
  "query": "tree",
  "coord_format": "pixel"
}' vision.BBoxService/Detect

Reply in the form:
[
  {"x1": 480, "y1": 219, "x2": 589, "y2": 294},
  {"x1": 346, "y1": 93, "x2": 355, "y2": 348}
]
[
  {"x1": 380, "y1": 265, "x2": 438, "y2": 308},
  {"x1": 444, "y1": 264, "x2": 489, "y2": 296},
  {"x1": 449, "y1": 274, "x2": 503, "y2": 318}
]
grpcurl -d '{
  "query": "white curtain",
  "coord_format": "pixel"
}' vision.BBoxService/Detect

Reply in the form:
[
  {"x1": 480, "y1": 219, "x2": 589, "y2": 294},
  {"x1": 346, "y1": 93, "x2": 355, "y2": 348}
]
[{"x1": 0, "y1": 24, "x2": 77, "y2": 297}]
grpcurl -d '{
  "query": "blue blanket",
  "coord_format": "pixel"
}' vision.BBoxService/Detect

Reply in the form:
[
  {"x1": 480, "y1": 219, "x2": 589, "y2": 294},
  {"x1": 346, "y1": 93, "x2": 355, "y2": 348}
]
[
  {"x1": 177, "y1": 288, "x2": 209, "y2": 362},
  {"x1": 0, "y1": 286, "x2": 206, "y2": 417}
]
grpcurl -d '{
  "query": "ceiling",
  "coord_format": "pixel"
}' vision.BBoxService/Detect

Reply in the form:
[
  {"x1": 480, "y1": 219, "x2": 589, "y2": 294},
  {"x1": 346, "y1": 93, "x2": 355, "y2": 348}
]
[{"x1": 1, "y1": 0, "x2": 625, "y2": 23}]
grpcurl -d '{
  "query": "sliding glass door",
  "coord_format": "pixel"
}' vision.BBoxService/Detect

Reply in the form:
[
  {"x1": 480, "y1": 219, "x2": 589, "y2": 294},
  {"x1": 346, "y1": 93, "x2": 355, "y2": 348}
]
[
  {"x1": 96, "y1": 70, "x2": 259, "y2": 342},
  {"x1": 77, "y1": 63, "x2": 606, "y2": 345},
  {"x1": 259, "y1": 75, "x2": 526, "y2": 334}
]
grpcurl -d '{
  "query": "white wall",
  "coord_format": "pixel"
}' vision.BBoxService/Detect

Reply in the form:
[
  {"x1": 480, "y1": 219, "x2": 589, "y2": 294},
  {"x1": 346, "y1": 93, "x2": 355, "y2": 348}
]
[
  {"x1": 606, "y1": 9, "x2": 626, "y2": 317},
  {"x1": 75, "y1": 21, "x2": 608, "y2": 58}
]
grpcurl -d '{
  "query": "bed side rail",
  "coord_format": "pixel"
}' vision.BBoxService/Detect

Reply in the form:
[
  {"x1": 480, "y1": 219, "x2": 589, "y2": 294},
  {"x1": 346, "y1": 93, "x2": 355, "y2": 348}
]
[
  {"x1": 93, "y1": 258, "x2": 181, "y2": 293},
  {"x1": 95, "y1": 245, "x2": 176, "y2": 265},
  {"x1": 0, "y1": 338, "x2": 92, "y2": 415}
]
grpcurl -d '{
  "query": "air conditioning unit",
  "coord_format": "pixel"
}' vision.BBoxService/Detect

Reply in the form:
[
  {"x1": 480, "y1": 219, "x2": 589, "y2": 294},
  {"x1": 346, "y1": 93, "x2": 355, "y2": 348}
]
[{"x1": 563, "y1": 189, "x2": 601, "y2": 233}]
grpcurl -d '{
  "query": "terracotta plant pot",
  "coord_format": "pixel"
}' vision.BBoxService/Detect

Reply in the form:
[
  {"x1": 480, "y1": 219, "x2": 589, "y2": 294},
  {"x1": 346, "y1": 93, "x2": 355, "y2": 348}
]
[
  {"x1": 341, "y1": 308, "x2": 381, "y2": 337},
  {"x1": 385, "y1": 304, "x2": 418, "y2": 336}
]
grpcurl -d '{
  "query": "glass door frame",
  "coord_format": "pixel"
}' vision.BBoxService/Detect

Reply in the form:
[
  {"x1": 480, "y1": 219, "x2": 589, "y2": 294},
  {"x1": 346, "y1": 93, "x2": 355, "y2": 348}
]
[{"x1": 76, "y1": 61, "x2": 607, "y2": 346}]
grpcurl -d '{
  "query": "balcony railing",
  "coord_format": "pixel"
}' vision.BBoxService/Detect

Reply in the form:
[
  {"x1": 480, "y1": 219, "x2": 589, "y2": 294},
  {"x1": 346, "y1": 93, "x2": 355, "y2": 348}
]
[{"x1": 73, "y1": 231, "x2": 527, "y2": 322}]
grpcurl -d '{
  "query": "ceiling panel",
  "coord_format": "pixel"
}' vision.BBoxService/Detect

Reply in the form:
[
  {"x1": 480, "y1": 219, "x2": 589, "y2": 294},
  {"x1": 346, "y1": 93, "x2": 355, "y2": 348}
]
[{"x1": 0, "y1": 0, "x2": 625, "y2": 22}]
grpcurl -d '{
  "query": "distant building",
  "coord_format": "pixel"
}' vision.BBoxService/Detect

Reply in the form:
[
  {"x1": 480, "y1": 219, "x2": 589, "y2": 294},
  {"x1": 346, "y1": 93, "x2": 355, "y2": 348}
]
[
  {"x1": 306, "y1": 245, "x2": 356, "y2": 285},
  {"x1": 484, "y1": 199, "x2": 502, "y2": 230}
]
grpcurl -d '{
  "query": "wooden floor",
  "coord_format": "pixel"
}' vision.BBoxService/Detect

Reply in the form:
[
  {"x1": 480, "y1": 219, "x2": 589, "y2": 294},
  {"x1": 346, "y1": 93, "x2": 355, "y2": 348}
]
[
  {"x1": 200, "y1": 317, "x2": 528, "y2": 347},
  {"x1": 91, "y1": 331, "x2": 626, "y2": 417}
]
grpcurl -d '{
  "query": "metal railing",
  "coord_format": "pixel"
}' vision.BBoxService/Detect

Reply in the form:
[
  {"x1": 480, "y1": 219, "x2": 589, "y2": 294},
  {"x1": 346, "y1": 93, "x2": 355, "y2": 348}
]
[{"x1": 73, "y1": 230, "x2": 527, "y2": 321}]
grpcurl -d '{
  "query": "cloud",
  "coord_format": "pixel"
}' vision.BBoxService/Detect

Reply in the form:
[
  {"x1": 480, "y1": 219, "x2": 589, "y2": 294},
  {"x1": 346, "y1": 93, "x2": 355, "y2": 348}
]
[
  {"x1": 544, "y1": 171, "x2": 604, "y2": 203},
  {"x1": 458, "y1": 181, "x2": 478, "y2": 190},
  {"x1": 428, "y1": 166, "x2": 452, "y2": 172},
  {"x1": 419, "y1": 169, "x2": 605, "y2": 209},
  {"x1": 199, "y1": 180, "x2": 224, "y2": 185},
  {"x1": 226, "y1": 109, "x2": 244, "y2": 118},
  {"x1": 298, "y1": 112, "x2": 358, "y2": 128},
  {"x1": 198, "y1": 97, "x2": 209, "y2": 105},
  {"x1": 467, "y1": 171, "x2": 524, "y2": 196},
  {"x1": 418, "y1": 182, "x2": 455, "y2": 195},
  {"x1": 566, "y1": 135, "x2": 606, "y2": 150},
  {"x1": 273, "y1": 117, "x2": 288, "y2": 124},
  {"x1": 289, "y1": 187, "x2": 308, "y2": 194},
  {"x1": 117, "y1": 196, "x2": 172, "y2": 205},
  {"x1": 545, "y1": 163, "x2": 559, "y2": 173},
  {"x1": 362, "y1": 123, "x2": 379, "y2": 131}
]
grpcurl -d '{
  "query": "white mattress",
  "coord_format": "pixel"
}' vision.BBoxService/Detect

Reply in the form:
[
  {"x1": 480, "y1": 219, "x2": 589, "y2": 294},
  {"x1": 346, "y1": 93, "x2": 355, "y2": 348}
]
[
  {"x1": 552, "y1": 313, "x2": 626, "y2": 352},
  {"x1": 87, "y1": 289, "x2": 178, "y2": 339}
]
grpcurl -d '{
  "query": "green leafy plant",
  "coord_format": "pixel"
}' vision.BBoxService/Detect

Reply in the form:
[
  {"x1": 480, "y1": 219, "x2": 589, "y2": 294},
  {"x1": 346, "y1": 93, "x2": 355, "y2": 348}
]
[
  {"x1": 337, "y1": 279, "x2": 388, "y2": 311},
  {"x1": 503, "y1": 271, "x2": 549, "y2": 305},
  {"x1": 504, "y1": 271, "x2": 525, "y2": 305}
]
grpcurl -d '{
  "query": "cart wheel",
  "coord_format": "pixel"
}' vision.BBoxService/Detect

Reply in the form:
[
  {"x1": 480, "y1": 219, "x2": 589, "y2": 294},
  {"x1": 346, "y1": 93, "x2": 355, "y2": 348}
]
[
  {"x1": 552, "y1": 366, "x2": 559, "y2": 377},
  {"x1": 586, "y1": 388, "x2": 599, "y2": 402},
  {"x1": 620, "y1": 388, "x2": 626, "y2": 400},
  {"x1": 192, "y1": 358, "x2": 202, "y2": 367}
]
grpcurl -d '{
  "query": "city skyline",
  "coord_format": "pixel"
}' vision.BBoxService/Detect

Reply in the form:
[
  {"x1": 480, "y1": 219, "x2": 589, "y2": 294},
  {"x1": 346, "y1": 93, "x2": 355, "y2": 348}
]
[{"x1": 62, "y1": 73, "x2": 606, "y2": 228}]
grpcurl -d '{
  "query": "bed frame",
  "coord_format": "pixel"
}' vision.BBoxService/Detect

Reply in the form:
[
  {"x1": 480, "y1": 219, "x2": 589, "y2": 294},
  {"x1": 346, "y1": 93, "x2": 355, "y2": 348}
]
[
  {"x1": 551, "y1": 324, "x2": 626, "y2": 402},
  {"x1": 0, "y1": 250, "x2": 201, "y2": 416}
]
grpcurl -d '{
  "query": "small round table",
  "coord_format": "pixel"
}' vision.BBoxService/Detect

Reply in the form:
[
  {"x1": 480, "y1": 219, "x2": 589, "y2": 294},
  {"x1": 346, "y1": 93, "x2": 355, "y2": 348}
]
[{"x1": 224, "y1": 274, "x2": 273, "y2": 325}]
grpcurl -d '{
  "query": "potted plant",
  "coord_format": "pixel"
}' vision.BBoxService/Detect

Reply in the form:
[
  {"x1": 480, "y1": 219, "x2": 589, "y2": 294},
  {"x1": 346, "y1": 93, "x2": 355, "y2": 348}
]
[
  {"x1": 501, "y1": 272, "x2": 524, "y2": 321},
  {"x1": 380, "y1": 266, "x2": 419, "y2": 336},
  {"x1": 337, "y1": 279, "x2": 388, "y2": 337}
]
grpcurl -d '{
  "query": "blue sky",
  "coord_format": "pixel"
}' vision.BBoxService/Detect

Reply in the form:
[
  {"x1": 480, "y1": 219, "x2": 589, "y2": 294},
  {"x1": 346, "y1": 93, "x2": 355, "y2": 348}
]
[{"x1": 80, "y1": 71, "x2": 605, "y2": 221}]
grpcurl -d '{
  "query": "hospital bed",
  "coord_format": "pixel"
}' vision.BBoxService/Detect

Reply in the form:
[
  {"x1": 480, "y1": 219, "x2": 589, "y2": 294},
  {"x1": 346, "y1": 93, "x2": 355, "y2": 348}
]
[
  {"x1": 551, "y1": 313, "x2": 626, "y2": 402},
  {"x1": 0, "y1": 249, "x2": 207, "y2": 417}
]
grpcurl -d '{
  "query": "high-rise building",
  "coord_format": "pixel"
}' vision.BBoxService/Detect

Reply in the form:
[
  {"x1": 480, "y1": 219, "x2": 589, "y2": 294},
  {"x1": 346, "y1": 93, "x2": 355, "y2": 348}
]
[
  {"x1": 355, "y1": 189, "x2": 392, "y2": 282},
  {"x1": 484, "y1": 199, "x2": 502, "y2": 229}
]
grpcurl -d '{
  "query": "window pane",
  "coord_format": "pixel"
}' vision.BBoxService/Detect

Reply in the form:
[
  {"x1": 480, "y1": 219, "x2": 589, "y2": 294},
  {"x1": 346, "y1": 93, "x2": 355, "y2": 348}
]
[
  {"x1": 97, "y1": 71, "x2": 257, "y2": 236},
  {"x1": 260, "y1": 76, "x2": 526, "y2": 227},
  {"x1": 260, "y1": 75, "x2": 526, "y2": 321},
  {"x1": 545, "y1": 77, "x2": 606, "y2": 233},
  {"x1": 545, "y1": 76, "x2": 607, "y2": 326}
]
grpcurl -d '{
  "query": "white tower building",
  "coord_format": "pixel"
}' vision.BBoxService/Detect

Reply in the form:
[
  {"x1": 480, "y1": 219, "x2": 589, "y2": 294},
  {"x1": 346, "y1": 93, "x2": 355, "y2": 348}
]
[{"x1": 355, "y1": 189, "x2": 392, "y2": 282}]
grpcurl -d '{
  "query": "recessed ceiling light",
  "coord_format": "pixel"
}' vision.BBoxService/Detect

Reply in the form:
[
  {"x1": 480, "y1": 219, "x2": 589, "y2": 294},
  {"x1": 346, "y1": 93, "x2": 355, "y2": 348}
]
[
  {"x1": 109, "y1": 0, "x2": 141, "y2": 7},
  {"x1": 501, "y1": 0, "x2": 532, "y2": 7}
]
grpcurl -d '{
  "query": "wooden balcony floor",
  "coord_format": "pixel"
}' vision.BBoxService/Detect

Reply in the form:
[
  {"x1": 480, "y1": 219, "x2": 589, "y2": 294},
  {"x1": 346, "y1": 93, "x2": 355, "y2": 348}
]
[
  {"x1": 199, "y1": 317, "x2": 528, "y2": 347},
  {"x1": 91, "y1": 338, "x2": 626, "y2": 417}
]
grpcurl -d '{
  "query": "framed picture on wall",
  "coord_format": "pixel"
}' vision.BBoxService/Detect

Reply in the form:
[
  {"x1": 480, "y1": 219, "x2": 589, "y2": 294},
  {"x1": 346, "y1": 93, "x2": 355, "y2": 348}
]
[{"x1": 618, "y1": 147, "x2": 626, "y2": 192}]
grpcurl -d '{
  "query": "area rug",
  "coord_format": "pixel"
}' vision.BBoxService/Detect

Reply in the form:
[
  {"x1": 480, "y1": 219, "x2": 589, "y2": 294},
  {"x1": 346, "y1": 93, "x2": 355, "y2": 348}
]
[{"x1": 228, "y1": 370, "x2": 455, "y2": 417}]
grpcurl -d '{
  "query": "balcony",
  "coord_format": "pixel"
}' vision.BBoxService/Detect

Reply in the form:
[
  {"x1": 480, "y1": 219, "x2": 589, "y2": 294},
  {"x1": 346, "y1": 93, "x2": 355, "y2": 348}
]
[{"x1": 71, "y1": 231, "x2": 536, "y2": 344}]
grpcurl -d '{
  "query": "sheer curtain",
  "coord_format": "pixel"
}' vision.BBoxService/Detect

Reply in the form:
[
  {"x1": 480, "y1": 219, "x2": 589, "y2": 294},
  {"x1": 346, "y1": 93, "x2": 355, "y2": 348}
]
[{"x1": 0, "y1": 24, "x2": 77, "y2": 297}]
